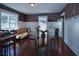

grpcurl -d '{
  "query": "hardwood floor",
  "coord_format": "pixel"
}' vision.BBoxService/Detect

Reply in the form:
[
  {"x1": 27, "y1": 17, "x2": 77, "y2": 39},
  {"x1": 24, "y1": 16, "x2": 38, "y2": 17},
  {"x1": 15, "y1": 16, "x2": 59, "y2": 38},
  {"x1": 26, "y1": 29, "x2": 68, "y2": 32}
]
[{"x1": 13, "y1": 37, "x2": 76, "y2": 56}]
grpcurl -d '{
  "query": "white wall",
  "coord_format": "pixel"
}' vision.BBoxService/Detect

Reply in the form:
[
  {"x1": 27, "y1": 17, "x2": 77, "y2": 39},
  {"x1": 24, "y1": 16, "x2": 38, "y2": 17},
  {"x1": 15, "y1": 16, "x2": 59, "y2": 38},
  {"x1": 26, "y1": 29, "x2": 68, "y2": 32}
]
[
  {"x1": 17, "y1": 21, "x2": 26, "y2": 29},
  {"x1": 26, "y1": 22, "x2": 38, "y2": 37},
  {"x1": 64, "y1": 15, "x2": 79, "y2": 55},
  {"x1": 48, "y1": 22, "x2": 62, "y2": 38}
]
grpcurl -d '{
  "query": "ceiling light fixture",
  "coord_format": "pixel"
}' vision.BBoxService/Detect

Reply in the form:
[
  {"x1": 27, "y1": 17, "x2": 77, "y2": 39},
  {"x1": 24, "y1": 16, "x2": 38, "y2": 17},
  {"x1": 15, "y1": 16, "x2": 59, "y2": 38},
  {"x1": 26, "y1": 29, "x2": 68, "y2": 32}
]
[{"x1": 29, "y1": 3, "x2": 36, "y2": 6}]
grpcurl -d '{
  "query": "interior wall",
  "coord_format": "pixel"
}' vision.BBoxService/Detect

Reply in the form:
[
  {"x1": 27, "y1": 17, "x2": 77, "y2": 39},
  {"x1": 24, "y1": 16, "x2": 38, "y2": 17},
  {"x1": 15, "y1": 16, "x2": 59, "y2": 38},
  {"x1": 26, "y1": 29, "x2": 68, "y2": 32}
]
[
  {"x1": 26, "y1": 22, "x2": 38, "y2": 37},
  {"x1": 17, "y1": 21, "x2": 26, "y2": 29},
  {"x1": 64, "y1": 15, "x2": 79, "y2": 55},
  {"x1": 48, "y1": 22, "x2": 62, "y2": 38}
]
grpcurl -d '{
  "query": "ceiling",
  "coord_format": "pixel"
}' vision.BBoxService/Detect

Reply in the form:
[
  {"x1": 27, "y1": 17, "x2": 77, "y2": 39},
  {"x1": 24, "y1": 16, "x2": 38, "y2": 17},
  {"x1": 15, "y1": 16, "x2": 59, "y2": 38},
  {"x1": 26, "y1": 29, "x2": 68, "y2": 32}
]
[{"x1": 3, "y1": 3, "x2": 67, "y2": 15}]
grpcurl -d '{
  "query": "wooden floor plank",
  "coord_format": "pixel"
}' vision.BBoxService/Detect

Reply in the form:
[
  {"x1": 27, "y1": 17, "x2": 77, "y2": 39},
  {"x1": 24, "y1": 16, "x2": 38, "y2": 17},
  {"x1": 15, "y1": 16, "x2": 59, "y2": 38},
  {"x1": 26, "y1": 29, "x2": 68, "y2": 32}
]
[{"x1": 6, "y1": 38, "x2": 76, "y2": 56}]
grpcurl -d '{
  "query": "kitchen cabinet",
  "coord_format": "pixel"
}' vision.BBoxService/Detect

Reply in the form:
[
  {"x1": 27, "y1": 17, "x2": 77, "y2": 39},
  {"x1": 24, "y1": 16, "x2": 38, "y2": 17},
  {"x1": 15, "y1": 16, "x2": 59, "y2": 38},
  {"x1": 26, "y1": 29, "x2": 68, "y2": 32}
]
[
  {"x1": 65, "y1": 3, "x2": 79, "y2": 19},
  {"x1": 19, "y1": 14, "x2": 27, "y2": 22}
]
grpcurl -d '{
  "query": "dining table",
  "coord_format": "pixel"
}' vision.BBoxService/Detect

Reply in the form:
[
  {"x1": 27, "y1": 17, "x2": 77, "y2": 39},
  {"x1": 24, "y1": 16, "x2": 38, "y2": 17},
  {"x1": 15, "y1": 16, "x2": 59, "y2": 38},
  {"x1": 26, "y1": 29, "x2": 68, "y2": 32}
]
[{"x1": 0, "y1": 34, "x2": 16, "y2": 56}]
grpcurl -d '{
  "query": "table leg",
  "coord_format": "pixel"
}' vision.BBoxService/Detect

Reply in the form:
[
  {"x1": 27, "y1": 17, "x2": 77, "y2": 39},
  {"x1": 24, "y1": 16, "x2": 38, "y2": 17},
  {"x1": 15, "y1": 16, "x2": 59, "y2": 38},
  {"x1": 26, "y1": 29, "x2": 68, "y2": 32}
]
[{"x1": 13, "y1": 38, "x2": 16, "y2": 56}]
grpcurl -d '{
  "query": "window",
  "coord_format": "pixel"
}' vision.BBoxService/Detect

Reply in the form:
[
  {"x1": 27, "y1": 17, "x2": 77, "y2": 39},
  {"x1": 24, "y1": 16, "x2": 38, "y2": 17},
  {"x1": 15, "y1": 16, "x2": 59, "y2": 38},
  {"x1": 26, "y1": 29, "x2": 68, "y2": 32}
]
[
  {"x1": 9, "y1": 14, "x2": 18, "y2": 30},
  {"x1": 38, "y1": 16, "x2": 47, "y2": 31},
  {"x1": 0, "y1": 10, "x2": 18, "y2": 30},
  {"x1": 38, "y1": 16, "x2": 48, "y2": 44},
  {"x1": 1, "y1": 12, "x2": 9, "y2": 30}
]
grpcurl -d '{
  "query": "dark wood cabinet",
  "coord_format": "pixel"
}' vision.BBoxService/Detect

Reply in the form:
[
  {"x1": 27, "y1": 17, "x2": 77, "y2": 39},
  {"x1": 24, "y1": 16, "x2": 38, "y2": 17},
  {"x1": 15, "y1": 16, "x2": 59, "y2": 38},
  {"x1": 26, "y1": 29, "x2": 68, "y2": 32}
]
[
  {"x1": 76, "y1": 4, "x2": 79, "y2": 15},
  {"x1": 48, "y1": 13, "x2": 60, "y2": 22},
  {"x1": 19, "y1": 14, "x2": 27, "y2": 22},
  {"x1": 65, "y1": 3, "x2": 79, "y2": 19},
  {"x1": 65, "y1": 4, "x2": 73, "y2": 19},
  {"x1": 26, "y1": 15, "x2": 38, "y2": 22}
]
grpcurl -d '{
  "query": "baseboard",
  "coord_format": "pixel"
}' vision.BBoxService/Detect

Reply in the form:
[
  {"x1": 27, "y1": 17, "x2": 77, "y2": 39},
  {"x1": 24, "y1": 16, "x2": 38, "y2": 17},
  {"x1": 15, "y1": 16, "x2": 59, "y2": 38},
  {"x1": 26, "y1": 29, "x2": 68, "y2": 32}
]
[{"x1": 64, "y1": 40, "x2": 78, "y2": 56}]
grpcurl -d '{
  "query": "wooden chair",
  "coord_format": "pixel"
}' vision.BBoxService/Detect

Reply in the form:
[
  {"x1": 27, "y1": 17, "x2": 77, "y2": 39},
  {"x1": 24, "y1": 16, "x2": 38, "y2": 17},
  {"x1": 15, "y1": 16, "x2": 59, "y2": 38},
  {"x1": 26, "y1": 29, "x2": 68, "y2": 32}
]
[
  {"x1": 36, "y1": 30, "x2": 49, "y2": 55},
  {"x1": 27, "y1": 36, "x2": 37, "y2": 48},
  {"x1": 49, "y1": 36, "x2": 59, "y2": 55}
]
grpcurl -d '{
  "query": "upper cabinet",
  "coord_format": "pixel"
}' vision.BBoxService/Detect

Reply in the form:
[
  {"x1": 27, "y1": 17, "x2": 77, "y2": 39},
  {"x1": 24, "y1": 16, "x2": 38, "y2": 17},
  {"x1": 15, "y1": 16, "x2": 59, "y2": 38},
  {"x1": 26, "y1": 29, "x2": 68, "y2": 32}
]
[
  {"x1": 65, "y1": 3, "x2": 79, "y2": 19},
  {"x1": 26, "y1": 15, "x2": 38, "y2": 22},
  {"x1": 19, "y1": 14, "x2": 27, "y2": 22},
  {"x1": 48, "y1": 13, "x2": 60, "y2": 22},
  {"x1": 76, "y1": 4, "x2": 79, "y2": 15}
]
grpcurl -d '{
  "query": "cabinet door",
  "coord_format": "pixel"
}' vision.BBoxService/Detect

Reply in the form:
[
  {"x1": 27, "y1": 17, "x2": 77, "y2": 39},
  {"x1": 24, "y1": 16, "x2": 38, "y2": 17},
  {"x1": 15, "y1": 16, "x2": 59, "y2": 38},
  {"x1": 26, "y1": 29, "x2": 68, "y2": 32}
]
[
  {"x1": 71, "y1": 4, "x2": 76, "y2": 17},
  {"x1": 65, "y1": 4, "x2": 70, "y2": 19},
  {"x1": 65, "y1": 3, "x2": 77, "y2": 19},
  {"x1": 76, "y1": 4, "x2": 79, "y2": 15},
  {"x1": 19, "y1": 14, "x2": 27, "y2": 22}
]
